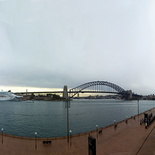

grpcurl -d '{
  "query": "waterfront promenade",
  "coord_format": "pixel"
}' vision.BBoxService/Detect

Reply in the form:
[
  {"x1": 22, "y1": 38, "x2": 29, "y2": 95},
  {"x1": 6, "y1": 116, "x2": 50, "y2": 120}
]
[{"x1": 0, "y1": 109, "x2": 155, "y2": 155}]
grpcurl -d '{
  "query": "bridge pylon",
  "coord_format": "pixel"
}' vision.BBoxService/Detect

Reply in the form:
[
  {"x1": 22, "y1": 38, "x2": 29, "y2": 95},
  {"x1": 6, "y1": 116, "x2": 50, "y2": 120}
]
[
  {"x1": 63, "y1": 85, "x2": 68, "y2": 99},
  {"x1": 128, "y1": 90, "x2": 133, "y2": 99},
  {"x1": 121, "y1": 90, "x2": 133, "y2": 100}
]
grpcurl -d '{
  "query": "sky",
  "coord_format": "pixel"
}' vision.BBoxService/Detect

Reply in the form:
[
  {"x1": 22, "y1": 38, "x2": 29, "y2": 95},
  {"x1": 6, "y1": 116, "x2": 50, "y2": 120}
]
[{"x1": 0, "y1": 0, "x2": 155, "y2": 95}]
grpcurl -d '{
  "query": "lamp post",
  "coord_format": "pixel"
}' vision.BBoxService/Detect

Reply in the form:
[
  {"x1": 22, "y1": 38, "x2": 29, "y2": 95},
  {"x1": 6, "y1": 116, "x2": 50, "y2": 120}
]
[
  {"x1": 137, "y1": 100, "x2": 139, "y2": 117},
  {"x1": 114, "y1": 120, "x2": 117, "y2": 130},
  {"x1": 69, "y1": 130, "x2": 72, "y2": 146},
  {"x1": 35, "y1": 132, "x2": 37, "y2": 150},
  {"x1": 126, "y1": 116, "x2": 128, "y2": 124},
  {"x1": 66, "y1": 100, "x2": 70, "y2": 143},
  {"x1": 96, "y1": 125, "x2": 98, "y2": 138},
  {"x1": 1, "y1": 128, "x2": 3, "y2": 144},
  {"x1": 63, "y1": 85, "x2": 70, "y2": 144}
]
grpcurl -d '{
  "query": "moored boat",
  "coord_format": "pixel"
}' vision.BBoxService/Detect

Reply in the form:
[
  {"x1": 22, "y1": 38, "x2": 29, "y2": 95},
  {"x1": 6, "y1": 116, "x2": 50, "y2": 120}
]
[{"x1": 0, "y1": 90, "x2": 22, "y2": 101}]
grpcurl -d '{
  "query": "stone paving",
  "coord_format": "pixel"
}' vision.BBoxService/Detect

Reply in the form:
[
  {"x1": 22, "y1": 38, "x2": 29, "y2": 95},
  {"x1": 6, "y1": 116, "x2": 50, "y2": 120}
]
[
  {"x1": 137, "y1": 125, "x2": 155, "y2": 155},
  {"x1": 0, "y1": 109, "x2": 155, "y2": 155}
]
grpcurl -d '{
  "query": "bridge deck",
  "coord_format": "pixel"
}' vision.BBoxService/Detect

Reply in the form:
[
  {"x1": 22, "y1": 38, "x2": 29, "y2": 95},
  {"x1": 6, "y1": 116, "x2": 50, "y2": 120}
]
[
  {"x1": 0, "y1": 109, "x2": 155, "y2": 155},
  {"x1": 15, "y1": 91, "x2": 118, "y2": 94}
]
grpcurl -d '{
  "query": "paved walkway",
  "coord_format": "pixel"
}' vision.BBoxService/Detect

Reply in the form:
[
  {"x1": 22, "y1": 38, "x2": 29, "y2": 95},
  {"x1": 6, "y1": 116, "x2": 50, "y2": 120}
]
[
  {"x1": 0, "y1": 109, "x2": 155, "y2": 155},
  {"x1": 137, "y1": 124, "x2": 155, "y2": 155}
]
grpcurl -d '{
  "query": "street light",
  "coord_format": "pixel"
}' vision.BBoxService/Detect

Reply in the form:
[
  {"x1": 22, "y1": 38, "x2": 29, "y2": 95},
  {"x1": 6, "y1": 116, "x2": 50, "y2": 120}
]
[
  {"x1": 114, "y1": 120, "x2": 117, "y2": 130},
  {"x1": 137, "y1": 100, "x2": 139, "y2": 117},
  {"x1": 34, "y1": 132, "x2": 37, "y2": 150},
  {"x1": 65, "y1": 100, "x2": 70, "y2": 143},
  {"x1": 96, "y1": 125, "x2": 98, "y2": 138},
  {"x1": 114, "y1": 120, "x2": 116, "y2": 124},
  {"x1": 69, "y1": 130, "x2": 72, "y2": 146},
  {"x1": 126, "y1": 116, "x2": 128, "y2": 124},
  {"x1": 1, "y1": 128, "x2": 3, "y2": 144}
]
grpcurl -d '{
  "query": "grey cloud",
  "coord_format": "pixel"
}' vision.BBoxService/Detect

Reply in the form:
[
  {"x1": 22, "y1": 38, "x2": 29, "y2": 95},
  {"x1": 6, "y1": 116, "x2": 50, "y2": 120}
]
[{"x1": 0, "y1": 0, "x2": 155, "y2": 95}]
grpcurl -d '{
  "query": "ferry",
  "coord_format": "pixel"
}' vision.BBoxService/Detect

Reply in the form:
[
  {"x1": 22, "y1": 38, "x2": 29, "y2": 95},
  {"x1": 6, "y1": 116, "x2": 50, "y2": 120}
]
[{"x1": 0, "y1": 90, "x2": 22, "y2": 101}]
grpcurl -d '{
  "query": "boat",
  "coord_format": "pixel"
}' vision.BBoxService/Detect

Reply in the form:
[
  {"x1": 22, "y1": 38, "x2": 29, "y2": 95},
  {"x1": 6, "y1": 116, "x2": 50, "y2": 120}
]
[
  {"x1": 0, "y1": 90, "x2": 23, "y2": 101},
  {"x1": 24, "y1": 100, "x2": 34, "y2": 103}
]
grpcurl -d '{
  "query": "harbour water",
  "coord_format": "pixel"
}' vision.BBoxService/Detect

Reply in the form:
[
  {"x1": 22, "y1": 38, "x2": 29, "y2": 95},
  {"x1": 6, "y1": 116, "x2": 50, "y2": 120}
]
[{"x1": 0, "y1": 99, "x2": 154, "y2": 138}]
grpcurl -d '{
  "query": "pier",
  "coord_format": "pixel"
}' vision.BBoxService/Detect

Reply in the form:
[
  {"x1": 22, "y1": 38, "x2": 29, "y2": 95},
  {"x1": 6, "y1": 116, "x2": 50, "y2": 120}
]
[{"x1": 1, "y1": 109, "x2": 155, "y2": 155}]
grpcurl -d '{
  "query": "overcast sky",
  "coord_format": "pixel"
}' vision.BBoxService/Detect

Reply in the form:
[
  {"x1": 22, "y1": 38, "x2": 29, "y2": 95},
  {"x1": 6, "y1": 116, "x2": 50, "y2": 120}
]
[{"x1": 0, "y1": 0, "x2": 155, "y2": 95}]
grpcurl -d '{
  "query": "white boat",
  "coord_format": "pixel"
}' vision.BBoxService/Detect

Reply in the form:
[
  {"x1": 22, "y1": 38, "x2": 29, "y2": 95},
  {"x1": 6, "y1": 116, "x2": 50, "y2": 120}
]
[
  {"x1": 24, "y1": 100, "x2": 34, "y2": 103},
  {"x1": 0, "y1": 90, "x2": 22, "y2": 101}
]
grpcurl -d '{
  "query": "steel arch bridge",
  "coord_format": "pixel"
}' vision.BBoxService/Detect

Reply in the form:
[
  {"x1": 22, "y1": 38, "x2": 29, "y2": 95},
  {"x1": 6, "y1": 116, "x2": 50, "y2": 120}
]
[{"x1": 69, "y1": 81, "x2": 126, "y2": 98}]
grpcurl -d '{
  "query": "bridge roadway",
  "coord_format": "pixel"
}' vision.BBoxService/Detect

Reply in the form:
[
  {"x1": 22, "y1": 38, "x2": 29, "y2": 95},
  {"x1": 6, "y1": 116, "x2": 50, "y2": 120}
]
[
  {"x1": 0, "y1": 109, "x2": 155, "y2": 155},
  {"x1": 15, "y1": 90, "x2": 118, "y2": 95}
]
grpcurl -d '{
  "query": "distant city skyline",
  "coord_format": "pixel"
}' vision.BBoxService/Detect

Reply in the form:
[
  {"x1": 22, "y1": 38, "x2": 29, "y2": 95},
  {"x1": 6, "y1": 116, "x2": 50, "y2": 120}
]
[{"x1": 1, "y1": 0, "x2": 155, "y2": 95}]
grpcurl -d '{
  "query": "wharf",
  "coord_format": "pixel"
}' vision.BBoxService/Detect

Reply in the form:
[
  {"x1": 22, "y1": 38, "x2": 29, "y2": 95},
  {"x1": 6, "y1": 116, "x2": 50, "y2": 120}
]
[{"x1": 0, "y1": 109, "x2": 155, "y2": 155}]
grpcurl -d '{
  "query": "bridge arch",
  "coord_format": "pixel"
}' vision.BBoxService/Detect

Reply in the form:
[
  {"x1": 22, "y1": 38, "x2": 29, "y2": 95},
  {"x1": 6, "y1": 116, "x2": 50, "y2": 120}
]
[{"x1": 69, "y1": 81, "x2": 125, "y2": 98}]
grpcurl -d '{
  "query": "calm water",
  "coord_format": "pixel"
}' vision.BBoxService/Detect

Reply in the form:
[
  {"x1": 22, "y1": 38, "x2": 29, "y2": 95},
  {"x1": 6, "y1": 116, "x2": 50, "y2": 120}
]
[{"x1": 0, "y1": 99, "x2": 154, "y2": 137}]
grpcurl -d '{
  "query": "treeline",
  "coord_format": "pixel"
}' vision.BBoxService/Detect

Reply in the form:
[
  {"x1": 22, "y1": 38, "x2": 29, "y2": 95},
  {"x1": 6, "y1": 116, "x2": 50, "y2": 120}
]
[{"x1": 23, "y1": 93, "x2": 65, "y2": 101}]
